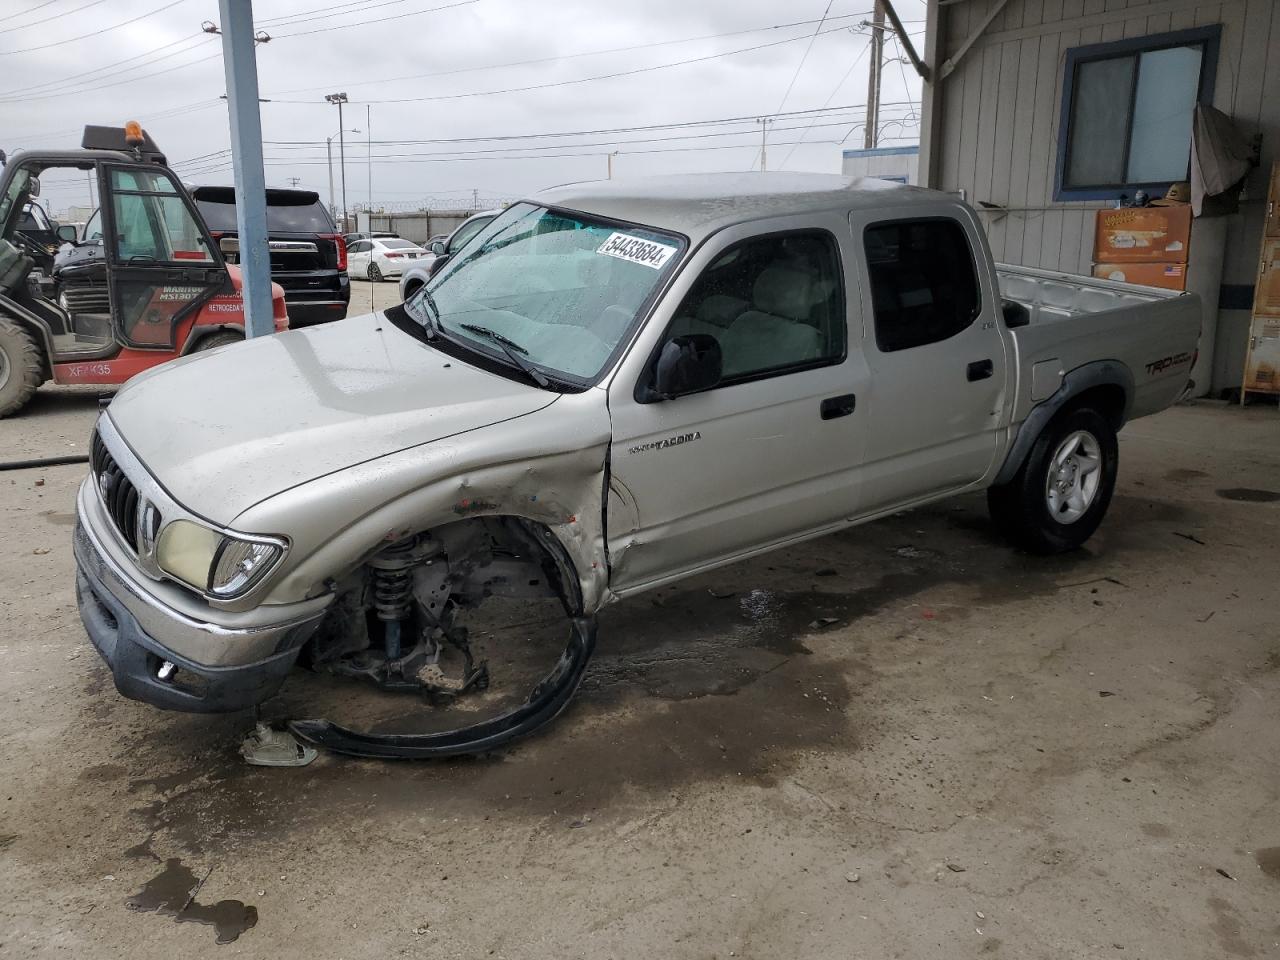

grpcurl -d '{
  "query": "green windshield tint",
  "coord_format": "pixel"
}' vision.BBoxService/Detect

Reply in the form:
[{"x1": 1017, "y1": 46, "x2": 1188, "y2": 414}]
[{"x1": 418, "y1": 203, "x2": 682, "y2": 381}]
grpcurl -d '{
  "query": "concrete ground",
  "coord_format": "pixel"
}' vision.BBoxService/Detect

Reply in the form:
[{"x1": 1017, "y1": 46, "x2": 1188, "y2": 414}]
[{"x1": 2, "y1": 322, "x2": 1279, "y2": 958}]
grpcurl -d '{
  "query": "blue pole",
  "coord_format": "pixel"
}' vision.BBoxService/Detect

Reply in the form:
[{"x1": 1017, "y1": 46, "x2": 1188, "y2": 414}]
[{"x1": 216, "y1": 0, "x2": 273, "y2": 339}]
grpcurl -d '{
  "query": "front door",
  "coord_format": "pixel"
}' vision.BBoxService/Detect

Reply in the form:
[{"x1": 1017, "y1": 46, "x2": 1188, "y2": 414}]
[
  {"x1": 100, "y1": 165, "x2": 227, "y2": 350},
  {"x1": 607, "y1": 217, "x2": 871, "y2": 593},
  {"x1": 849, "y1": 211, "x2": 1011, "y2": 513}
]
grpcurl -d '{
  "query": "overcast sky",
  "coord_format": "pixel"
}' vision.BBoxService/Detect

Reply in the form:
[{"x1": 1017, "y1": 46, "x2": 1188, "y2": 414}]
[{"x1": 4, "y1": 0, "x2": 926, "y2": 217}]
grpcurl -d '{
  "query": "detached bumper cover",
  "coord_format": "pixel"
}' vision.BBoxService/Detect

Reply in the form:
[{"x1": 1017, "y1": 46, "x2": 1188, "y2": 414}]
[{"x1": 74, "y1": 519, "x2": 324, "y2": 713}]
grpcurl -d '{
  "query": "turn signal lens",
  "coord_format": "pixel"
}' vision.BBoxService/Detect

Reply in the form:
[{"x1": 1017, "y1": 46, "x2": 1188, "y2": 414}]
[{"x1": 209, "y1": 538, "x2": 281, "y2": 597}]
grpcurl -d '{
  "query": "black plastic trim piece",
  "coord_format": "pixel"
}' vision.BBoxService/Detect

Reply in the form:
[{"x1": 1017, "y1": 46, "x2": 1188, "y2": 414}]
[{"x1": 289, "y1": 615, "x2": 597, "y2": 759}]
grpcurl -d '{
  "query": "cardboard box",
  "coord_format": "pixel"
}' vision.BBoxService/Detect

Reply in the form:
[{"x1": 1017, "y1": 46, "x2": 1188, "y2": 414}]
[
  {"x1": 1091, "y1": 261, "x2": 1188, "y2": 291},
  {"x1": 1093, "y1": 206, "x2": 1192, "y2": 264}
]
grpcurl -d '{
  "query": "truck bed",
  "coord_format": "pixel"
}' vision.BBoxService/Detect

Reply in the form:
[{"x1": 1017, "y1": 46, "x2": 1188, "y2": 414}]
[{"x1": 995, "y1": 263, "x2": 1202, "y2": 425}]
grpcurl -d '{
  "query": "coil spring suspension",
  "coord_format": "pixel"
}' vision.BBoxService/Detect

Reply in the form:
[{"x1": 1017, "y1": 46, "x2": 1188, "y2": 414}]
[{"x1": 369, "y1": 537, "x2": 425, "y2": 659}]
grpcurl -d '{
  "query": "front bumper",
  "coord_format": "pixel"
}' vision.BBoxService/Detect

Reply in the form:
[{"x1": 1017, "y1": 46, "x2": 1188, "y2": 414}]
[{"x1": 73, "y1": 507, "x2": 327, "y2": 713}]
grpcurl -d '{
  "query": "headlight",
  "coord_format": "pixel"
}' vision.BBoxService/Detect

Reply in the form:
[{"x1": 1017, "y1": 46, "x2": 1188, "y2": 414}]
[{"x1": 156, "y1": 520, "x2": 284, "y2": 598}]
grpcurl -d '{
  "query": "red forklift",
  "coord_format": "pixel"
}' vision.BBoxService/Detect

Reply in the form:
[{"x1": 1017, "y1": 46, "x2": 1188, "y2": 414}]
[{"x1": 0, "y1": 122, "x2": 289, "y2": 418}]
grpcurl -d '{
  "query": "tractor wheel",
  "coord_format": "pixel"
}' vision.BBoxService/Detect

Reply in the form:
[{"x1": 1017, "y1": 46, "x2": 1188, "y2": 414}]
[
  {"x1": 194, "y1": 331, "x2": 244, "y2": 353},
  {"x1": 368, "y1": 262, "x2": 383, "y2": 282},
  {"x1": 0, "y1": 318, "x2": 43, "y2": 419}
]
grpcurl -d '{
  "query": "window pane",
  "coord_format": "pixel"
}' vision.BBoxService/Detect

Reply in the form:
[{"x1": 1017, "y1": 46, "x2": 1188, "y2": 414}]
[
  {"x1": 1126, "y1": 45, "x2": 1202, "y2": 183},
  {"x1": 666, "y1": 232, "x2": 845, "y2": 381},
  {"x1": 865, "y1": 220, "x2": 979, "y2": 353},
  {"x1": 109, "y1": 168, "x2": 178, "y2": 193},
  {"x1": 1066, "y1": 56, "x2": 1135, "y2": 187}
]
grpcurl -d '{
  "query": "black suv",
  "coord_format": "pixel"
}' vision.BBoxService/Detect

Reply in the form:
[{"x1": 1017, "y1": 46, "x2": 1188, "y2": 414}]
[{"x1": 192, "y1": 186, "x2": 349, "y2": 326}]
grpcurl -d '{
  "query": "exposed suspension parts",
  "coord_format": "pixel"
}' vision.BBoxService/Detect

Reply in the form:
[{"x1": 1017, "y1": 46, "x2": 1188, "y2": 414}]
[{"x1": 291, "y1": 517, "x2": 598, "y2": 759}]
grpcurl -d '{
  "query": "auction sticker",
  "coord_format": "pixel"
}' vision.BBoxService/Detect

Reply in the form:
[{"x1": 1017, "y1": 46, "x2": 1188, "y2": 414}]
[{"x1": 596, "y1": 232, "x2": 677, "y2": 270}]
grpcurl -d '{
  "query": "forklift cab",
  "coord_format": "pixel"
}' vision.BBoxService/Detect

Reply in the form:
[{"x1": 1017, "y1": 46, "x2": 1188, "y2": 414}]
[{"x1": 0, "y1": 125, "x2": 230, "y2": 361}]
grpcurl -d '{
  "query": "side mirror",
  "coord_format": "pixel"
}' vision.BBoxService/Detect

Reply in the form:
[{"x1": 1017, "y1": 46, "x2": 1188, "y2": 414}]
[
  {"x1": 27, "y1": 176, "x2": 40, "y2": 198},
  {"x1": 646, "y1": 333, "x2": 722, "y2": 401},
  {"x1": 1001, "y1": 298, "x2": 1030, "y2": 329},
  {"x1": 429, "y1": 239, "x2": 446, "y2": 256},
  {"x1": 56, "y1": 224, "x2": 78, "y2": 243}
]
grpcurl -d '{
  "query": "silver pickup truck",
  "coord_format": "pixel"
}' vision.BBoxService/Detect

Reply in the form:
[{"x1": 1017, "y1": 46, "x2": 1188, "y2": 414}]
[{"x1": 73, "y1": 173, "x2": 1200, "y2": 758}]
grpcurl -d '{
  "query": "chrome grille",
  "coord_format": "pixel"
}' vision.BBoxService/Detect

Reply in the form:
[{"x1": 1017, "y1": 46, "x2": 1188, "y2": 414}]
[{"x1": 90, "y1": 428, "x2": 140, "y2": 551}]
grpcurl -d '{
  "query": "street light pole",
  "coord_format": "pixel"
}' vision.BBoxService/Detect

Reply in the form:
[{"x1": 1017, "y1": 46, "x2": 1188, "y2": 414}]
[
  {"x1": 366, "y1": 104, "x2": 372, "y2": 214},
  {"x1": 325, "y1": 92, "x2": 349, "y2": 230},
  {"x1": 326, "y1": 136, "x2": 335, "y2": 219}
]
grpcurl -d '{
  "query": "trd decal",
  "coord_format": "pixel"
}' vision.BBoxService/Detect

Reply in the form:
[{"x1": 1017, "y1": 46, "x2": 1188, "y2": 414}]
[
  {"x1": 628, "y1": 431, "x2": 701, "y2": 455},
  {"x1": 1145, "y1": 352, "x2": 1193, "y2": 376}
]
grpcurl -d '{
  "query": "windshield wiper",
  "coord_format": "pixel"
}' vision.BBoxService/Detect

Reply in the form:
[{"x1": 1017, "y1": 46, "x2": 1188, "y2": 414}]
[
  {"x1": 459, "y1": 323, "x2": 551, "y2": 389},
  {"x1": 413, "y1": 287, "x2": 442, "y2": 340}
]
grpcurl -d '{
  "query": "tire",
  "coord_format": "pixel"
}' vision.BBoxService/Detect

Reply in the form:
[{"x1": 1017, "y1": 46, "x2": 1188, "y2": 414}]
[
  {"x1": 0, "y1": 318, "x2": 43, "y2": 419},
  {"x1": 987, "y1": 406, "x2": 1118, "y2": 554},
  {"x1": 368, "y1": 262, "x2": 382, "y2": 282},
  {"x1": 193, "y1": 331, "x2": 244, "y2": 353}
]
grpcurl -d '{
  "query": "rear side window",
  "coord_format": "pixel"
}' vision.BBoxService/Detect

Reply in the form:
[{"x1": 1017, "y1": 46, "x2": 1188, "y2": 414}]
[
  {"x1": 864, "y1": 219, "x2": 980, "y2": 352},
  {"x1": 381, "y1": 239, "x2": 419, "y2": 250}
]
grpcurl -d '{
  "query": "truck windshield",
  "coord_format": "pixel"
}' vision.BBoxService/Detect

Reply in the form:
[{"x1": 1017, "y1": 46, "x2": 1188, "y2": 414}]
[{"x1": 406, "y1": 202, "x2": 683, "y2": 383}]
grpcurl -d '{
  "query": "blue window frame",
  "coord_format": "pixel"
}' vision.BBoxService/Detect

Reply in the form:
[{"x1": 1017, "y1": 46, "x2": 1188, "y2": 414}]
[{"x1": 1054, "y1": 26, "x2": 1221, "y2": 201}]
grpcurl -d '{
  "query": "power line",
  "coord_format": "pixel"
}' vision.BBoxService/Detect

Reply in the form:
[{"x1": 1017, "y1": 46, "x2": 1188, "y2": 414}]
[
  {"x1": 0, "y1": 40, "x2": 219, "y2": 103},
  {"x1": 0, "y1": 0, "x2": 107, "y2": 34},
  {"x1": 272, "y1": 22, "x2": 860, "y2": 105},
  {"x1": 248, "y1": 101, "x2": 917, "y2": 150},
  {"x1": 777, "y1": 31, "x2": 876, "y2": 170},
  {"x1": 264, "y1": 12, "x2": 874, "y2": 96},
  {"x1": 0, "y1": 1, "x2": 61, "y2": 26},
  {"x1": 262, "y1": 0, "x2": 457, "y2": 29},
  {"x1": 0, "y1": 0, "x2": 189, "y2": 56},
  {"x1": 271, "y1": 0, "x2": 477, "y2": 40},
  {"x1": 2, "y1": 33, "x2": 205, "y2": 97}
]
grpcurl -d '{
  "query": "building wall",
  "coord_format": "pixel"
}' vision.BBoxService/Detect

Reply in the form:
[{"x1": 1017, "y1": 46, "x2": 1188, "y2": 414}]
[
  {"x1": 841, "y1": 146, "x2": 920, "y2": 184},
  {"x1": 922, "y1": 0, "x2": 1280, "y2": 390}
]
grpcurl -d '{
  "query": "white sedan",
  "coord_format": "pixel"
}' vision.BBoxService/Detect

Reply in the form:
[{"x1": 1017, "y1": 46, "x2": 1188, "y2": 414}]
[{"x1": 346, "y1": 237, "x2": 427, "y2": 281}]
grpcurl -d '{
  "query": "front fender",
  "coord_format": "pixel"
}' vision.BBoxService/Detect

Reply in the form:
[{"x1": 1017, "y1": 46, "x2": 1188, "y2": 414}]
[{"x1": 229, "y1": 391, "x2": 613, "y2": 614}]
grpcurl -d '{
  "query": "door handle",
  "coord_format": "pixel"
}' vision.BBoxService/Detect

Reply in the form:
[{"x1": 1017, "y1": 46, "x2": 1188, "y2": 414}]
[
  {"x1": 820, "y1": 394, "x2": 857, "y2": 420},
  {"x1": 967, "y1": 359, "x2": 994, "y2": 381}
]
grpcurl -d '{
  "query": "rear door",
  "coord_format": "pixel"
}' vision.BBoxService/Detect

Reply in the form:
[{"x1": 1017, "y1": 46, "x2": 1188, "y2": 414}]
[
  {"x1": 848, "y1": 208, "x2": 1011, "y2": 513},
  {"x1": 100, "y1": 165, "x2": 227, "y2": 350}
]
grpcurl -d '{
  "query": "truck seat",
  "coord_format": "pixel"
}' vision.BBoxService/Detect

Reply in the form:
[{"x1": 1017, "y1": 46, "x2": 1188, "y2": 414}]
[
  {"x1": 719, "y1": 266, "x2": 825, "y2": 376},
  {"x1": 0, "y1": 239, "x2": 33, "y2": 293}
]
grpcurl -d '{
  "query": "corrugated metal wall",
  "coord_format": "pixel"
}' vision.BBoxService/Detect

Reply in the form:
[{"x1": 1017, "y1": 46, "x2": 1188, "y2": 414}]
[{"x1": 930, "y1": 0, "x2": 1278, "y2": 292}]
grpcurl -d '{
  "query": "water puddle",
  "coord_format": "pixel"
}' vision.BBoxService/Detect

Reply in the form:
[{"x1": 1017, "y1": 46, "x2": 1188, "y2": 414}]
[
  {"x1": 1216, "y1": 488, "x2": 1280, "y2": 503},
  {"x1": 126, "y1": 858, "x2": 257, "y2": 944}
]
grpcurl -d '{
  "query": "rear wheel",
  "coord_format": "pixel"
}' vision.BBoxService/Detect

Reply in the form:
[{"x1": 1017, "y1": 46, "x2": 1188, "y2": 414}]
[
  {"x1": 368, "y1": 262, "x2": 382, "y2": 282},
  {"x1": 0, "y1": 318, "x2": 43, "y2": 419},
  {"x1": 987, "y1": 406, "x2": 1118, "y2": 554},
  {"x1": 193, "y1": 331, "x2": 244, "y2": 353}
]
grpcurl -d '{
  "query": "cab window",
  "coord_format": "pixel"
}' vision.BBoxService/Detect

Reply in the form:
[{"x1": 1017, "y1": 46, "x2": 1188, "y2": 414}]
[
  {"x1": 864, "y1": 219, "x2": 980, "y2": 352},
  {"x1": 108, "y1": 168, "x2": 213, "y2": 264},
  {"x1": 667, "y1": 231, "x2": 845, "y2": 382}
]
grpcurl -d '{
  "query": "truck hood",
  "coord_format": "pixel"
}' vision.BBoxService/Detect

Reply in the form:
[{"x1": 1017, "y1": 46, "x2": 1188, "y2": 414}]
[{"x1": 107, "y1": 311, "x2": 558, "y2": 522}]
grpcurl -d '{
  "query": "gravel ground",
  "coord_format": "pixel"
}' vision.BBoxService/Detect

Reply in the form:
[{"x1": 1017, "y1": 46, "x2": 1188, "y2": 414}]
[{"x1": 1, "y1": 352, "x2": 1279, "y2": 959}]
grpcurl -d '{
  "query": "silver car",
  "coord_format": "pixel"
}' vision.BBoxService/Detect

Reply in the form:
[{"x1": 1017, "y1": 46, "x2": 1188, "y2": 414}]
[
  {"x1": 397, "y1": 209, "x2": 500, "y2": 300},
  {"x1": 74, "y1": 173, "x2": 1200, "y2": 758}
]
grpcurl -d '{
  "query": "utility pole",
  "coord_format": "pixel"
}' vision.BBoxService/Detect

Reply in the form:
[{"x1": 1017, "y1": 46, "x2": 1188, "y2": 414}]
[
  {"x1": 326, "y1": 136, "x2": 335, "y2": 219},
  {"x1": 757, "y1": 118, "x2": 774, "y2": 172},
  {"x1": 286, "y1": 176, "x2": 301, "y2": 188},
  {"x1": 86, "y1": 170, "x2": 95, "y2": 210},
  {"x1": 472, "y1": 188, "x2": 479, "y2": 210},
  {"x1": 217, "y1": 0, "x2": 273, "y2": 338},
  {"x1": 366, "y1": 104, "x2": 372, "y2": 213},
  {"x1": 325, "y1": 92, "x2": 349, "y2": 230},
  {"x1": 607, "y1": 150, "x2": 618, "y2": 179},
  {"x1": 864, "y1": 0, "x2": 885, "y2": 150}
]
